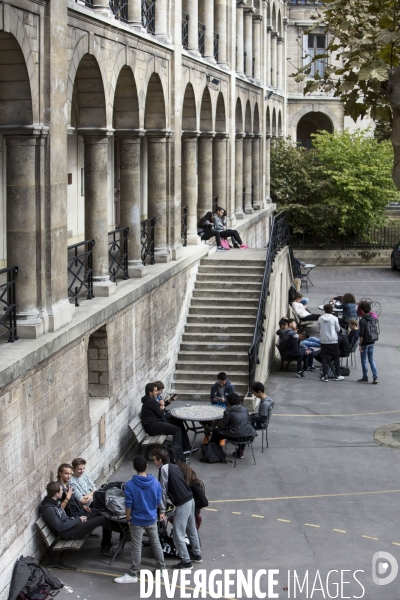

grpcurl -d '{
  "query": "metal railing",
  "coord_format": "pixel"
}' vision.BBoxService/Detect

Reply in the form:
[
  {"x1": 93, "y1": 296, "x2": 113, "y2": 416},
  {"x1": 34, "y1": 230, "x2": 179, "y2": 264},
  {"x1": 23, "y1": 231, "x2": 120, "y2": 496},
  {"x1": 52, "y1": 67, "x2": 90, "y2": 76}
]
[
  {"x1": 109, "y1": 0, "x2": 128, "y2": 21},
  {"x1": 142, "y1": 0, "x2": 156, "y2": 34},
  {"x1": 248, "y1": 211, "x2": 291, "y2": 392},
  {"x1": 181, "y1": 206, "x2": 189, "y2": 247},
  {"x1": 141, "y1": 217, "x2": 156, "y2": 265},
  {"x1": 291, "y1": 227, "x2": 400, "y2": 250},
  {"x1": 214, "y1": 32, "x2": 219, "y2": 62},
  {"x1": 67, "y1": 240, "x2": 95, "y2": 307},
  {"x1": 0, "y1": 266, "x2": 18, "y2": 343},
  {"x1": 198, "y1": 21, "x2": 206, "y2": 55},
  {"x1": 108, "y1": 228, "x2": 129, "y2": 282},
  {"x1": 212, "y1": 196, "x2": 219, "y2": 213},
  {"x1": 182, "y1": 12, "x2": 189, "y2": 49}
]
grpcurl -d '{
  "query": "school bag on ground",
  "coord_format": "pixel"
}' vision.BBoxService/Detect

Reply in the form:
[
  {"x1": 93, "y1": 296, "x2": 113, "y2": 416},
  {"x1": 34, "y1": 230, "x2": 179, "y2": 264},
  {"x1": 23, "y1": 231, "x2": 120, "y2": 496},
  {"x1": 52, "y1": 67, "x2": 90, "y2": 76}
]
[
  {"x1": 162, "y1": 440, "x2": 186, "y2": 464},
  {"x1": 200, "y1": 442, "x2": 227, "y2": 464}
]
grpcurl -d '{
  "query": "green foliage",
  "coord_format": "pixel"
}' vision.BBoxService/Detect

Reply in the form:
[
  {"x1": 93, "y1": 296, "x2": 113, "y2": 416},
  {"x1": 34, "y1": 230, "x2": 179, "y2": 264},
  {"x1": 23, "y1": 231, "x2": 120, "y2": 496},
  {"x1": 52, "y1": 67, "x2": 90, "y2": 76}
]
[{"x1": 271, "y1": 130, "x2": 398, "y2": 239}]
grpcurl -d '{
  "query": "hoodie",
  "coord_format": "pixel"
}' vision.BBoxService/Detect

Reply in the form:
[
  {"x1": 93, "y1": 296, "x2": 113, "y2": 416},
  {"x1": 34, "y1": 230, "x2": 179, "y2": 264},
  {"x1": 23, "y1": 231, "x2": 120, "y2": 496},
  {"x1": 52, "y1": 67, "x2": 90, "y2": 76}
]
[
  {"x1": 124, "y1": 474, "x2": 162, "y2": 526},
  {"x1": 318, "y1": 313, "x2": 340, "y2": 344},
  {"x1": 40, "y1": 497, "x2": 81, "y2": 534}
]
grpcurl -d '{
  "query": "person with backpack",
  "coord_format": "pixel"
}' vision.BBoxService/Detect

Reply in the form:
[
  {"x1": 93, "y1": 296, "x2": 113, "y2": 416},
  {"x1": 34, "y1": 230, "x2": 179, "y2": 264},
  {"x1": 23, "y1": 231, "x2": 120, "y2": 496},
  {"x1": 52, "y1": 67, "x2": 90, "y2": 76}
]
[
  {"x1": 152, "y1": 449, "x2": 202, "y2": 570},
  {"x1": 250, "y1": 382, "x2": 274, "y2": 429},
  {"x1": 177, "y1": 462, "x2": 208, "y2": 529},
  {"x1": 114, "y1": 456, "x2": 166, "y2": 584},
  {"x1": 358, "y1": 301, "x2": 379, "y2": 384}
]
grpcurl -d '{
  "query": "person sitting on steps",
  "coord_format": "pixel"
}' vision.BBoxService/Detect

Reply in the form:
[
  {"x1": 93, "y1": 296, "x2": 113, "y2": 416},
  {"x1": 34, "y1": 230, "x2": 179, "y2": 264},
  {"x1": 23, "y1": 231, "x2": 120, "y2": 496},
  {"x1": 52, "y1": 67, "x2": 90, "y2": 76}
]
[
  {"x1": 197, "y1": 212, "x2": 226, "y2": 251},
  {"x1": 213, "y1": 206, "x2": 249, "y2": 249}
]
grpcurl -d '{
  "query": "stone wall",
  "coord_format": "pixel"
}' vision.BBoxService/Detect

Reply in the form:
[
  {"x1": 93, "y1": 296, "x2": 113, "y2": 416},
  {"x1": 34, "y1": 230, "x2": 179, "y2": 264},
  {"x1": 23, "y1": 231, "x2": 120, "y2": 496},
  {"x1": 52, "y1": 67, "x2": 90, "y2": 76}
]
[{"x1": 297, "y1": 249, "x2": 392, "y2": 267}]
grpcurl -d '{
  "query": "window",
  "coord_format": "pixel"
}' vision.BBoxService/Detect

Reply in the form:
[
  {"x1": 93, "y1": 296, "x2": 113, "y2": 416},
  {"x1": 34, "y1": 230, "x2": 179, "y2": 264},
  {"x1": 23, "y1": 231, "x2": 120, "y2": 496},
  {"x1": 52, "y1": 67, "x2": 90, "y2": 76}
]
[{"x1": 303, "y1": 34, "x2": 327, "y2": 77}]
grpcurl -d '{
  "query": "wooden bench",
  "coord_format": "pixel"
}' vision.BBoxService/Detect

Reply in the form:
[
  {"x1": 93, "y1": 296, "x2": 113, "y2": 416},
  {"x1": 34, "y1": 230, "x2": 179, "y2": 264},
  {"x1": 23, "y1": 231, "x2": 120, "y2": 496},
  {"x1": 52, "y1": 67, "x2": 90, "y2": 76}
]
[
  {"x1": 129, "y1": 415, "x2": 168, "y2": 459},
  {"x1": 36, "y1": 516, "x2": 89, "y2": 570}
]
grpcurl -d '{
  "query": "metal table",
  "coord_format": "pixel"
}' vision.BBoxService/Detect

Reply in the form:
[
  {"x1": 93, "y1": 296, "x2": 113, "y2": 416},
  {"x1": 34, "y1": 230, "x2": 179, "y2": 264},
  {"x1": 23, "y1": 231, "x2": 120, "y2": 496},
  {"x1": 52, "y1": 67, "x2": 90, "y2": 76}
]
[
  {"x1": 301, "y1": 263, "x2": 316, "y2": 287},
  {"x1": 318, "y1": 303, "x2": 343, "y2": 314},
  {"x1": 170, "y1": 404, "x2": 225, "y2": 457}
]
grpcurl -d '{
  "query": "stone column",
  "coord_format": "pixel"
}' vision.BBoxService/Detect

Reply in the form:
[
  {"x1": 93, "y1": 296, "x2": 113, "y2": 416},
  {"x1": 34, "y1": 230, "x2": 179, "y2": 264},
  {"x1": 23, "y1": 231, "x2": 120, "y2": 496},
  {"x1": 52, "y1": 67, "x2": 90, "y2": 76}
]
[
  {"x1": 265, "y1": 133, "x2": 271, "y2": 204},
  {"x1": 5, "y1": 136, "x2": 43, "y2": 338},
  {"x1": 235, "y1": 133, "x2": 244, "y2": 219},
  {"x1": 188, "y1": 0, "x2": 201, "y2": 57},
  {"x1": 215, "y1": 0, "x2": 228, "y2": 68},
  {"x1": 197, "y1": 133, "x2": 214, "y2": 219},
  {"x1": 271, "y1": 31, "x2": 277, "y2": 87},
  {"x1": 277, "y1": 36, "x2": 284, "y2": 89},
  {"x1": 92, "y1": 0, "x2": 112, "y2": 13},
  {"x1": 252, "y1": 135, "x2": 261, "y2": 210},
  {"x1": 243, "y1": 134, "x2": 254, "y2": 214},
  {"x1": 119, "y1": 135, "x2": 146, "y2": 277},
  {"x1": 83, "y1": 135, "x2": 117, "y2": 296},
  {"x1": 182, "y1": 133, "x2": 200, "y2": 245},
  {"x1": 213, "y1": 134, "x2": 228, "y2": 211},
  {"x1": 128, "y1": 0, "x2": 142, "y2": 29},
  {"x1": 244, "y1": 9, "x2": 254, "y2": 78},
  {"x1": 236, "y1": 2, "x2": 245, "y2": 76},
  {"x1": 252, "y1": 15, "x2": 262, "y2": 84},
  {"x1": 266, "y1": 25, "x2": 272, "y2": 85},
  {"x1": 155, "y1": 0, "x2": 168, "y2": 42},
  {"x1": 203, "y1": 0, "x2": 216, "y2": 63},
  {"x1": 147, "y1": 134, "x2": 171, "y2": 262}
]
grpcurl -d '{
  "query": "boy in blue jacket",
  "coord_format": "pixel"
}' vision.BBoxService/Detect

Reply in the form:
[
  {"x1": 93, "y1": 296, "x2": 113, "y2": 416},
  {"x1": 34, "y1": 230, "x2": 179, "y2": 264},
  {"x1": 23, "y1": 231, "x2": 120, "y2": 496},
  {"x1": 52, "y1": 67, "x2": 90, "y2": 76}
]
[{"x1": 114, "y1": 456, "x2": 166, "y2": 584}]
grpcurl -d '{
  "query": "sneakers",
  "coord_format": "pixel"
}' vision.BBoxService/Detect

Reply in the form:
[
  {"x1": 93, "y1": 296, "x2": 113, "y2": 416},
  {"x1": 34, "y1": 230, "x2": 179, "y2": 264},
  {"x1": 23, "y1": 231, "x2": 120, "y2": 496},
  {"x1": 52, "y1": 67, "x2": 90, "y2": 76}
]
[
  {"x1": 335, "y1": 375, "x2": 345, "y2": 381},
  {"x1": 296, "y1": 371, "x2": 306, "y2": 378},
  {"x1": 357, "y1": 378, "x2": 368, "y2": 383},
  {"x1": 306, "y1": 366, "x2": 317, "y2": 372},
  {"x1": 171, "y1": 560, "x2": 193, "y2": 570},
  {"x1": 190, "y1": 554, "x2": 203, "y2": 563},
  {"x1": 239, "y1": 244, "x2": 249, "y2": 249},
  {"x1": 101, "y1": 546, "x2": 122, "y2": 557},
  {"x1": 372, "y1": 378, "x2": 378, "y2": 384},
  {"x1": 114, "y1": 573, "x2": 137, "y2": 584},
  {"x1": 320, "y1": 376, "x2": 329, "y2": 382},
  {"x1": 232, "y1": 451, "x2": 244, "y2": 459},
  {"x1": 217, "y1": 246, "x2": 228, "y2": 251}
]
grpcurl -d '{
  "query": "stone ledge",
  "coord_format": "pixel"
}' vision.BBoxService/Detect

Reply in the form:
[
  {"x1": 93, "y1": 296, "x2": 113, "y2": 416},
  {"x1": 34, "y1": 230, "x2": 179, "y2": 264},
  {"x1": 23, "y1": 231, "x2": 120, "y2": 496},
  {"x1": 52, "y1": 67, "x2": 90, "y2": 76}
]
[{"x1": 0, "y1": 206, "x2": 274, "y2": 389}]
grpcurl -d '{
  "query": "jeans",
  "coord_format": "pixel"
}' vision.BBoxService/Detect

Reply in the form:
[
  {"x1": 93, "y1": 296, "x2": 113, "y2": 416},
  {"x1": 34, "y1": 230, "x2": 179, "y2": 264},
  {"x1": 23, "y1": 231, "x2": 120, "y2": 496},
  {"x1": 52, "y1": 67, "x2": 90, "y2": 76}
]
[
  {"x1": 220, "y1": 229, "x2": 243, "y2": 245},
  {"x1": 300, "y1": 298, "x2": 309, "y2": 306},
  {"x1": 173, "y1": 499, "x2": 201, "y2": 562},
  {"x1": 144, "y1": 419, "x2": 190, "y2": 451},
  {"x1": 129, "y1": 522, "x2": 165, "y2": 577},
  {"x1": 301, "y1": 337, "x2": 321, "y2": 348},
  {"x1": 321, "y1": 343, "x2": 340, "y2": 377},
  {"x1": 360, "y1": 344, "x2": 378, "y2": 379},
  {"x1": 283, "y1": 348, "x2": 314, "y2": 372},
  {"x1": 59, "y1": 514, "x2": 116, "y2": 546},
  {"x1": 201, "y1": 231, "x2": 221, "y2": 246}
]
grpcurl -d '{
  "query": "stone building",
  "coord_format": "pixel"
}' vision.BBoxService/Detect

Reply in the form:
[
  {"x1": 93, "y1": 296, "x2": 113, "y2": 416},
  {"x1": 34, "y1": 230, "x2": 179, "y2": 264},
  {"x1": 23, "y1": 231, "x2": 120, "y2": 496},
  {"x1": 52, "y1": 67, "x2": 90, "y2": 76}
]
[{"x1": 0, "y1": 0, "x2": 348, "y2": 595}]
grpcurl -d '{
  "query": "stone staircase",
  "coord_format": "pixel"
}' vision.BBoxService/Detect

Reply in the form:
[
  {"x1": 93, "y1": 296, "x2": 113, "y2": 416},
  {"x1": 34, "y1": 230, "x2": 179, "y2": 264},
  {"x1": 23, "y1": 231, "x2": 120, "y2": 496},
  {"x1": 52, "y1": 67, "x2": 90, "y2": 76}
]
[{"x1": 173, "y1": 254, "x2": 265, "y2": 402}]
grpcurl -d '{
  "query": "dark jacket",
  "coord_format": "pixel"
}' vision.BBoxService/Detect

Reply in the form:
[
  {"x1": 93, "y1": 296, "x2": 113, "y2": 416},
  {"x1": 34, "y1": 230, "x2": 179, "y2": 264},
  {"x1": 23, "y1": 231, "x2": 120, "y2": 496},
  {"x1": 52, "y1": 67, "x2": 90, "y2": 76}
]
[
  {"x1": 279, "y1": 329, "x2": 300, "y2": 356},
  {"x1": 60, "y1": 483, "x2": 85, "y2": 518},
  {"x1": 8, "y1": 556, "x2": 62, "y2": 600},
  {"x1": 191, "y1": 480, "x2": 208, "y2": 515},
  {"x1": 210, "y1": 380, "x2": 235, "y2": 404},
  {"x1": 219, "y1": 404, "x2": 255, "y2": 438},
  {"x1": 359, "y1": 314, "x2": 378, "y2": 345},
  {"x1": 347, "y1": 329, "x2": 360, "y2": 348},
  {"x1": 40, "y1": 497, "x2": 81, "y2": 534},
  {"x1": 336, "y1": 302, "x2": 357, "y2": 321},
  {"x1": 141, "y1": 397, "x2": 166, "y2": 427},
  {"x1": 338, "y1": 333, "x2": 351, "y2": 357},
  {"x1": 158, "y1": 463, "x2": 193, "y2": 512}
]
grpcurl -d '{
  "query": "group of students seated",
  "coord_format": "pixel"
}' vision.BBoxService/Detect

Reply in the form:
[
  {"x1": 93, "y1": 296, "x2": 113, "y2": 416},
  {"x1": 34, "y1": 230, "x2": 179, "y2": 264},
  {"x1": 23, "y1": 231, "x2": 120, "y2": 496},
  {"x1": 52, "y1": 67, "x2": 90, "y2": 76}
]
[{"x1": 197, "y1": 206, "x2": 249, "y2": 251}]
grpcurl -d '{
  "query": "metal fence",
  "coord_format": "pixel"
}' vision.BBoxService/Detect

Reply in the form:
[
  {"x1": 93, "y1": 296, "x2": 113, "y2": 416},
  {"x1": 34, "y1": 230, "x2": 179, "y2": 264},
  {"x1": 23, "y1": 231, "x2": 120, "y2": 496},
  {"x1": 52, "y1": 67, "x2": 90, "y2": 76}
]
[
  {"x1": 67, "y1": 240, "x2": 95, "y2": 307},
  {"x1": 291, "y1": 227, "x2": 400, "y2": 250},
  {"x1": 0, "y1": 266, "x2": 18, "y2": 343},
  {"x1": 182, "y1": 13, "x2": 189, "y2": 49},
  {"x1": 109, "y1": 0, "x2": 128, "y2": 21},
  {"x1": 142, "y1": 0, "x2": 156, "y2": 34},
  {"x1": 141, "y1": 217, "x2": 156, "y2": 265},
  {"x1": 181, "y1": 206, "x2": 189, "y2": 247},
  {"x1": 108, "y1": 228, "x2": 129, "y2": 282}
]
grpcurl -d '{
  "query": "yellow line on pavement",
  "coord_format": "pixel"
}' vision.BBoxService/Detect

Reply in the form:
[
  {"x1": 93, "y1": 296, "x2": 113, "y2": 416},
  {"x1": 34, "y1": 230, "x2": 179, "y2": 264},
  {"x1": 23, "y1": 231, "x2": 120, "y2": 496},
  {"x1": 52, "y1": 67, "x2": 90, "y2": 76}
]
[
  {"x1": 392, "y1": 542, "x2": 400, "y2": 546},
  {"x1": 251, "y1": 514, "x2": 264, "y2": 518},
  {"x1": 362, "y1": 535, "x2": 378, "y2": 540},
  {"x1": 204, "y1": 508, "x2": 218, "y2": 511},
  {"x1": 305, "y1": 523, "x2": 320, "y2": 528},
  {"x1": 273, "y1": 410, "x2": 400, "y2": 417},
  {"x1": 232, "y1": 511, "x2": 242, "y2": 514},
  {"x1": 278, "y1": 519, "x2": 291, "y2": 523},
  {"x1": 333, "y1": 529, "x2": 346, "y2": 533},
  {"x1": 209, "y1": 489, "x2": 400, "y2": 504}
]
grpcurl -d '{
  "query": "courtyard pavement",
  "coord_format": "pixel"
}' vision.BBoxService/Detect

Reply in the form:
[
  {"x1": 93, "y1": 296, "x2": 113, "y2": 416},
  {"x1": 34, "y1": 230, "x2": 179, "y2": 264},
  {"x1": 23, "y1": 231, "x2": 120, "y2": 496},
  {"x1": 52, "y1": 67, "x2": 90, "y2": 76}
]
[{"x1": 50, "y1": 266, "x2": 400, "y2": 599}]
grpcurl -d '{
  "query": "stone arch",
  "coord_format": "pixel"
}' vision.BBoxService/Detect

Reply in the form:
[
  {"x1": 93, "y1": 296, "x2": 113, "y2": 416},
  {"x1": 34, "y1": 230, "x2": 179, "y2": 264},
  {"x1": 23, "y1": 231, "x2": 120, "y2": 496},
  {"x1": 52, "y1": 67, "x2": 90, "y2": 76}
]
[
  {"x1": 253, "y1": 103, "x2": 260, "y2": 135},
  {"x1": 244, "y1": 101, "x2": 252, "y2": 134},
  {"x1": 113, "y1": 66, "x2": 139, "y2": 130},
  {"x1": 235, "y1": 98, "x2": 243, "y2": 133},
  {"x1": 182, "y1": 83, "x2": 197, "y2": 131},
  {"x1": 296, "y1": 111, "x2": 334, "y2": 148},
  {"x1": 144, "y1": 72, "x2": 166, "y2": 130},
  {"x1": 0, "y1": 32, "x2": 33, "y2": 126},
  {"x1": 215, "y1": 92, "x2": 226, "y2": 133},
  {"x1": 272, "y1": 108, "x2": 277, "y2": 136},
  {"x1": 272, "y1": 3, "x2": 277, "y2": 31},
  {"x1": 200, "y1": 87, "x2": 212, "y2": 132},
  {"x1": 289, "y1": 104, "x2": 340, "y2": 135},
  {"x1": 67, "y1": 34, "x2": 110, "y2": 128},
  {"x1": 1, "y1": 4, "x2": 38, "y2": 124},
  {"x1": 266, "y1": 107, "x2": 271, "y2": 135},
  {"x1": 72, "y1": 54, "x2": 107, "y2": 129},
  {"x1": 278, "y1": 110, "x2": 282, "y2": 135}
]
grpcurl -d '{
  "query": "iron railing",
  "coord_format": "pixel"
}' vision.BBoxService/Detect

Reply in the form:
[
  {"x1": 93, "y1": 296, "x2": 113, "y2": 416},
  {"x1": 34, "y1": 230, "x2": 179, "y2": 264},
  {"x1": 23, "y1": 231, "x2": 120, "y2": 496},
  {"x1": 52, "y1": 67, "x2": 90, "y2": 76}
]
[
  {"x1": 67, "y1": 240, "x2": 95, "y2": 307},
  {"x1": 198, "y1": 22, "x2": 206, "y2": 55},
  {"x1": 0, "y1": 266, "x2": 18, "y2": 342},
  {"x1": 108, "y1": 228, "x2": 129, "y2": 282},
  {"x1": 141, "y1": 217, "x2": 156, "y2": 265},
  {"x1": 142, "y1": 0, "x2": 156, "y2": 34},
  {"x1": 109, "y1": 0, "x2": 128, "y2": 21},
  {"x1": 214, "y1": 32, "x2": 219, "y2": 62},
  {"x1": 291, "y1": 227, "x2": 400, "y2": 250},
  {"x1": 182, "y1": 12, "x2": 189, "y2": 49},
  {"x1": 248, "y1": 211, "x2": 291, "y2": 391},
  {"x1": 181, "y1": 206, "x2": 189, "y2": 247},
  {"x1": 242, "y1": 187, "x2": 246, "y2": 212},
  {"x1": 212, "y1": 196, "x2": 219, "y2": 213}
]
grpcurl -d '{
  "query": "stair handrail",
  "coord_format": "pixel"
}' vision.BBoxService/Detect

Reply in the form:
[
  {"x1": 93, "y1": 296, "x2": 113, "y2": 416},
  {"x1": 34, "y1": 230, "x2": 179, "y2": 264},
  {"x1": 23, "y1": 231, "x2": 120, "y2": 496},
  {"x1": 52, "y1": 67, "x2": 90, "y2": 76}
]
[{"x1": 247, "y1": 211, "x2": 292, "y2": 393}]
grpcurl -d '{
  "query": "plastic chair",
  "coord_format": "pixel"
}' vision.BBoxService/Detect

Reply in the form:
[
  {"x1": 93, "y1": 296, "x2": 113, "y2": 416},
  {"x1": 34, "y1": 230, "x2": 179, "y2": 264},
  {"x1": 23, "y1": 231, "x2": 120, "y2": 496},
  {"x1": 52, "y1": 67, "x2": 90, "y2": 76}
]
[{"x1": 224, "y1": 434, "x2": 257, "y2": 468}]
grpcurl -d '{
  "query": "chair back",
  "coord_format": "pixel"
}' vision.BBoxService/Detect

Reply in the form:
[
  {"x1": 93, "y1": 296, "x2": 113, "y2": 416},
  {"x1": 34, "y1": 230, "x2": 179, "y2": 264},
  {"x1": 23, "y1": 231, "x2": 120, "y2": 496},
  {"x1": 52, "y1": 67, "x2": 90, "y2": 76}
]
[{"x1": 370, "y1": 301, "x2": 382, "y2": 317}]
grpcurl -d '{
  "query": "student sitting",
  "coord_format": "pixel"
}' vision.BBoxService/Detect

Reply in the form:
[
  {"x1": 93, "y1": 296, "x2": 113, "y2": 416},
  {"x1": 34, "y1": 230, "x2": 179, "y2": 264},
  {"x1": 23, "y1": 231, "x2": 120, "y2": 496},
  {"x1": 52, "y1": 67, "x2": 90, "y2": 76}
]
[
  {"x1": 213, "y1": 207, "x2": 249, "y2": 249},
  {"x1": 333, "y1": 293, "x2": 357, "y2": 326},
  {"x1": 347, "y1": 319, "x2": 360, "y2": 347},
  {"x1": 292, "y1": 293, "x2": 319, "y2": 322},
  {"x1": 276, "y1": 318, "x2": 289, "y2": 340},
  {"x1": 70, "y1": 458, "x2": 97, "y2": 508},
  {"x1": 250, "y1": 382, "x2": 274, "y2": 429},
  {"x1": 210, "y1": 372, "x2": 235, "y2": 408},
  {"x1": 197, "y1": 212, "x2": 225, "y2": 251},
  {"x1": 210, "y1": 393, "x2": 255, "y2": 459},
  {"x1": 278, "y1": 319, "x2": 315, "y2": 377}
]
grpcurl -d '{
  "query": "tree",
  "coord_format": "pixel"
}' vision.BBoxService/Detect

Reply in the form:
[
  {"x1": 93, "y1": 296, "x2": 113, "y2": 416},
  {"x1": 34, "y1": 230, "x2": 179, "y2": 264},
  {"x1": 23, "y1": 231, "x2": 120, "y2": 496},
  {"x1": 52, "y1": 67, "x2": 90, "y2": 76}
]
[
  {"x1": 293, "y1": 0, "x2": 400, "y2": 188},
  {"x1": 271, "y1": 131, "x2": 398, "y2": 240}
]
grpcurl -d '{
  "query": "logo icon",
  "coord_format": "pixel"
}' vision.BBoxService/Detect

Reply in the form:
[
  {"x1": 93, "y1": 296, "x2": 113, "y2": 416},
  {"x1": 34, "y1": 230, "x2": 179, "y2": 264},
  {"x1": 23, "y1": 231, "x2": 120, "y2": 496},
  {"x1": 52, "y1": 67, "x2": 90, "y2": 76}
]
[{"x1": 372, "y1": 552, "x2": 398, "y2": 586}]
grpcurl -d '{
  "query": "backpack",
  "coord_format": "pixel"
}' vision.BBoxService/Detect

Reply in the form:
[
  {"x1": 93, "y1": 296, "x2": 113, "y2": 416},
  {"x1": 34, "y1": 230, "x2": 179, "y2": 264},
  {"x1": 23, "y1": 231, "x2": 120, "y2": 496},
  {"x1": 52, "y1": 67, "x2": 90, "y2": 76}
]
[
  {"x1": 278, "y1": 331, "x2": 292, "y2": 354},
  {"x1": 92, "y1": 482, "x2": 125, "y2": 513},
  {"x1": 105, "y1": 486, "x2": 126, "y2": 518},
  {"x1": 363, "y1": 317, "x2": 379, "y2": 344},
  {"x1": 162, "y1": 440, "x2": 186, "y2": 465},
  {"x1": 18, "y1": 585, "x2": 60, "y2": 599},
  {"x1": 200, "y1": 443, "x2": 227, "y2": 464}
]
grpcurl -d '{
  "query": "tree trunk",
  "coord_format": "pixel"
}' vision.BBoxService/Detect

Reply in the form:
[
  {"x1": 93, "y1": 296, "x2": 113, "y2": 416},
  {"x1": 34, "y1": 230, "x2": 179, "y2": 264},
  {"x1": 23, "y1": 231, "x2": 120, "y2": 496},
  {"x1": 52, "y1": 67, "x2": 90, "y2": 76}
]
[{"x1": 388, "y1": 67, "x2": 400, "y2": 190}]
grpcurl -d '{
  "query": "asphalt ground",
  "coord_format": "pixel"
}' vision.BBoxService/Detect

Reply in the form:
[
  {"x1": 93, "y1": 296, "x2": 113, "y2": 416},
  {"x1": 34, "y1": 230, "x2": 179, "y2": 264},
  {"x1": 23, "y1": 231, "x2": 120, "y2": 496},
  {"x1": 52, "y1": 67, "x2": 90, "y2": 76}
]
[{"x1": 51, "y1": 266, "x2": 400, "y2": 600}]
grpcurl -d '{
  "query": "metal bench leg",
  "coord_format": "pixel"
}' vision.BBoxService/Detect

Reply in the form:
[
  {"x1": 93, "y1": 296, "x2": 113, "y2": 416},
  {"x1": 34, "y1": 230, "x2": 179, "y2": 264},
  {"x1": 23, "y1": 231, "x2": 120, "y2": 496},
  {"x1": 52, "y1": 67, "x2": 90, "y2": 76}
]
[{"x1": 250, "y1": 442, "x2": 256, "y2": 465}]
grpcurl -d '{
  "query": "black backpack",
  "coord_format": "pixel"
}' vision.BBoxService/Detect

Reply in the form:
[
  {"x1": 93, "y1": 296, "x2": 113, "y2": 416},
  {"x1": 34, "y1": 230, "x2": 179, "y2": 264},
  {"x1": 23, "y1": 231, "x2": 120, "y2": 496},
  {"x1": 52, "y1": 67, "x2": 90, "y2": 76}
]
[
  {"x1": 363, "y1": 317, "x2": 379, "y2": 344},
  {"x1": 200, "y1": 443, "x2": 227, "y2": 464},
  {"x1": 162, "y1": 440, "x2": 186, "y2": 465},
  {"x1": 92, "y1": 481, "x2": 125, "y2": 512}
]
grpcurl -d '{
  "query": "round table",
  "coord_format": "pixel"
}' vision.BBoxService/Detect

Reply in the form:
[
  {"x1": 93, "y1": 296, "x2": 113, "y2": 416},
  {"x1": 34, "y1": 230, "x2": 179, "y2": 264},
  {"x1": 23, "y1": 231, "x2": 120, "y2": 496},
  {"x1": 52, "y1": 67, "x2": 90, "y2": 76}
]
[
  {"x1": 170, "y1": 404, "x2": 225, "y2": 457},
  {"x1": 318, "y1": 304, "x2": 343, "y2": 313}
]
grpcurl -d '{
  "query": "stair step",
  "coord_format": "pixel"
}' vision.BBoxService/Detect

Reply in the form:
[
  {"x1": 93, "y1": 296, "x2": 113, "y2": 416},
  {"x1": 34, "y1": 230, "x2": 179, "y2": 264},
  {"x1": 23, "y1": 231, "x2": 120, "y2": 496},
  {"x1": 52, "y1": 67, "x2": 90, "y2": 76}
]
[
  {"x1": 174, "y1": 381, "x2": 248, "y2": 393},
  {"x1": 191, "y1": 297, "x2": 258, "y2": 305},
  {"x1": 189, "y1": 306, "x2": 257, "y2": 315},
  {"x1": 180, "y1": 342, "x2": 250, "y2": 352},
  {"x1": 174, "y1": 371, "x2": 248, "y2": 383},
  {"x1": 185, "y1": 324, "x2": 255, "y2": 334},
  {"x1": 193, "y1": 290, "x2": 258, "y2": 298},
  {"x1": 178, "y1": 351, "x2": 249, "y2": 362},
  {"x1": 197, "y1": 273, "x2": 263, "y2": 282},
  {"x1": 198, "y1": 266, "x2": 264, "y2": 273},
  {"x1": 195, "y1": 281, "x2": 262, "y2": 290},
  {"x1": 171, "y1": 391, "x2": 249, "y2": 402},
  {"x1": 187, "y1": 314, "x2": 256, "y2": 324},
  {"x1": 182, "y1": 335, "x2": 253, "y2": 344},
  {"x1": 175, "y1": 361, "x2": 249, "y2": 371},
  {"x1": 202, "y1": 259, "x2": 265, "y2": 267}
]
